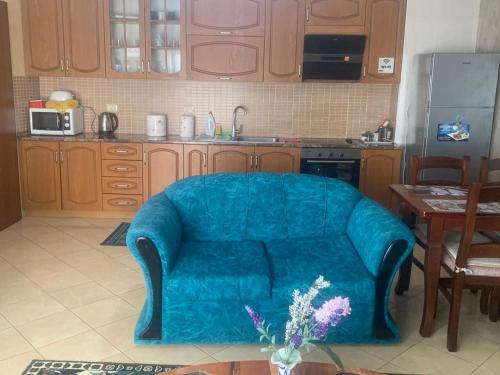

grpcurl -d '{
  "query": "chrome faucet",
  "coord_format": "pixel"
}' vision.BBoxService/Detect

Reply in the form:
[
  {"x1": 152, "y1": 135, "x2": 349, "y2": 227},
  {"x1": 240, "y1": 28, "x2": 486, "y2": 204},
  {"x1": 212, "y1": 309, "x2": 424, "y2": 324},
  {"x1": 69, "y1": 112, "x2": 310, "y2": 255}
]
[{"x1": 232, "y1": 105, "x2": 248, "y2": 139}]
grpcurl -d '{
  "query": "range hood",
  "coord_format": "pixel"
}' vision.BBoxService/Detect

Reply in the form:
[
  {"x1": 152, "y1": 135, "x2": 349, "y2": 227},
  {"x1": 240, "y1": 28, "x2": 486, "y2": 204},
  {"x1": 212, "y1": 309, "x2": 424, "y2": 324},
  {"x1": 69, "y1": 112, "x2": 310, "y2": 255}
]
[{"x1": 302, "y1": 35, "x2": 366, "y2": 81}]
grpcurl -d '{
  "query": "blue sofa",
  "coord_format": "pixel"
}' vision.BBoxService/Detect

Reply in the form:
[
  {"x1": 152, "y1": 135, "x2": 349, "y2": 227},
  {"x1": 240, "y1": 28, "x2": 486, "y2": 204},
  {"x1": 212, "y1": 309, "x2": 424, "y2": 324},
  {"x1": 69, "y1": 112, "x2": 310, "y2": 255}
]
[{"x1": 126, "y1": 173, "x2": 414, "y2": 345}]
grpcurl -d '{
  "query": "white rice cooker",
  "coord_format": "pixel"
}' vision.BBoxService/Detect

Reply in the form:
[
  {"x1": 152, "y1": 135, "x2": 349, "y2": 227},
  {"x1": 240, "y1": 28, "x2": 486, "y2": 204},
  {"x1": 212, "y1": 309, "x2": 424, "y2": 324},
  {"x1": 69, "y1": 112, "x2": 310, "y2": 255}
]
[{"x1": 146, "y1": 114, "x2": 167, "y2": 137}]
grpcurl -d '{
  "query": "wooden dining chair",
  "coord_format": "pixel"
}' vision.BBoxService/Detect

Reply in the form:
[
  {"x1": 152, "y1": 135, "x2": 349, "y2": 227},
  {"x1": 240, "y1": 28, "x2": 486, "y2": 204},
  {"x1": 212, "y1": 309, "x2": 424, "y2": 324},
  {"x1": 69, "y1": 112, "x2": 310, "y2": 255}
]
[
  {"x1": 479, "y1": 157, "x2": 500, "y2": 321},
  {"x1": 410, "y1": 155, "x2": 471, "y2": 186},
  {"x1": 438, "y1": 182, "x2": 500, "y2": 351},
  {"x1": 396, "y1": 155, "x2": 474, "y2": 296}
]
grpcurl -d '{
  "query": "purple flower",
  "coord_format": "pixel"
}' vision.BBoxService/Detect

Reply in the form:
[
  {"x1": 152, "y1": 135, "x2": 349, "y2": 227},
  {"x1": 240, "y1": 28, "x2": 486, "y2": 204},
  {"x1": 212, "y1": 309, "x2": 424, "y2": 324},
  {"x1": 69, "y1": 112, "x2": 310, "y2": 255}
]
[
  {"x1": 290, "y1": 332, "x2": 303, "y2": 349},
  {"x1": 245, "y1": 305, "x2": 264, "y2": 330},
  {"x1": 312, "y1": 322, "x2": 330, "y2": 340},
  {"x1": 313, "y1": 297, "x2": 351, "y2": 326}
]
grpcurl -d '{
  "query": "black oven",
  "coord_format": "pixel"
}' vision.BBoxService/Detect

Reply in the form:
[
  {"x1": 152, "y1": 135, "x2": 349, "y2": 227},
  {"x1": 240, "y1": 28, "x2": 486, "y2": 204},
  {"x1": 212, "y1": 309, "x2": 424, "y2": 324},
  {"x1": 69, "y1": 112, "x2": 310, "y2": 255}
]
[{"x1": 300, "y1": 148, "x2": 361, "y2": 188}]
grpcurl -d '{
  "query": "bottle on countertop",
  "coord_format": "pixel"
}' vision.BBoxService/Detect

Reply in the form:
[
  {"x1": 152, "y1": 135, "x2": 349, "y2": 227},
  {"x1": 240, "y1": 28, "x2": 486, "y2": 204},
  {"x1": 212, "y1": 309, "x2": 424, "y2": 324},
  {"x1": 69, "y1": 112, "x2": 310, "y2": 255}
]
[{"x1": 205, "y1": 112, "x2": 216, "y2": 138}]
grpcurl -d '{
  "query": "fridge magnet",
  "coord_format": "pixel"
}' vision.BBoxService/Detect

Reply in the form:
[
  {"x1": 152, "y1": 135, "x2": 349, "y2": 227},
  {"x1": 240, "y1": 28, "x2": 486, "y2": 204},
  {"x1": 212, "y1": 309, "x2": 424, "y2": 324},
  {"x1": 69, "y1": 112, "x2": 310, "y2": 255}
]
[
  {"x1": 378, "y1": 57, "x2": 395, "y2": 74},
  {"x1": 437, "y1": 116, "x2": 470, "y2": 141}
]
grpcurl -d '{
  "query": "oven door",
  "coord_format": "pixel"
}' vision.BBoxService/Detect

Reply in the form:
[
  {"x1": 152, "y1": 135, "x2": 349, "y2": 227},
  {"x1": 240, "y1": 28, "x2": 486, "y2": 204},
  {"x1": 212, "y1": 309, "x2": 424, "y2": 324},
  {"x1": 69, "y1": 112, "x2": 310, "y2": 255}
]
[
  {"x1": 31, "y1": 111, "x2": 63, "y2": 133},
  {"x1": 300, "y1": 159, "x2": 360, "y2": 188}
]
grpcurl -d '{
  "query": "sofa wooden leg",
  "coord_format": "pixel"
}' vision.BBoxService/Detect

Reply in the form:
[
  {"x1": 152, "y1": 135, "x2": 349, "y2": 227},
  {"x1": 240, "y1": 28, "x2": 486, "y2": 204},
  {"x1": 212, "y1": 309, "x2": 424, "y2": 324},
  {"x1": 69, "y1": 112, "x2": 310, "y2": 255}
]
[
  {"x1": 395, "y1": 250, "x2": 413, "y2": 296},
  {"x1": 374, "y1": 240, "x2": 409, "y2": 339},
  {"x1": 136, "y1": 237, "x2": 163, "y2": 340}
]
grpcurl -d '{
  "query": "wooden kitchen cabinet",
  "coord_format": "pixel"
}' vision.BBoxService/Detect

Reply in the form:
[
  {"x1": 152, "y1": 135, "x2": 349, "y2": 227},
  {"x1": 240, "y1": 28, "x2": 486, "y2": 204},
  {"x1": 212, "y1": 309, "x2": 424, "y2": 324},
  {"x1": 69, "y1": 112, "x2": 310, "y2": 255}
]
[
  {"x1": 21, "y1": 0, "x2": 65, "y2": 76},
  {"x1": 305, "y1": 0, "x2": 367, "y2": 30},
  {"x1": 187, "y1": 0, "x2": 266, "y2": 36},
  {"x1": 62, "y1": 0, "x2": 106, "y2": 77},
  {"x1": 60, "y1": 142, "x2": 102, "y2": 210},
  {"x1": 359, "y1": 148, "x2": 401, "y2": 210},
  {"x1": 187, "y1": 35, "x2": 264, "y2": 81},
  {"x1": 362, "y1": 0, "x2": 406, "y2": 83},
  {"x1": 143, "y1": 144, "x2": 183, "y2": 200},
  {"x1": 264, "y1": 0, "x2": 306, "y2": 82},
  {"x1": 20, "y1": 141, "x2": 62, "y2": 210},
  {"x1": 255, "y1": 147, "x2": 301, "y2": 173},
  {"x1": 208, "y1": 145, "x2": 254, "y2": 174},
  {"x1": 22, "y1": 0, "x2": 106, "y2": 77},
  {"x1": 184, "y1": 144, "x2": 208, "y2": 177}
]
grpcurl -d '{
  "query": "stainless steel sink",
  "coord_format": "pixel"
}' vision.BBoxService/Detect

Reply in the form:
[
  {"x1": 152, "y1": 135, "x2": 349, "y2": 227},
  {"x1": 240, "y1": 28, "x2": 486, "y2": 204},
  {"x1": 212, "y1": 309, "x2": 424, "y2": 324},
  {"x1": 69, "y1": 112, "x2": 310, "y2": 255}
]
[{"x1": 234, "y1": 136, "x2": 280, "y2": 143}]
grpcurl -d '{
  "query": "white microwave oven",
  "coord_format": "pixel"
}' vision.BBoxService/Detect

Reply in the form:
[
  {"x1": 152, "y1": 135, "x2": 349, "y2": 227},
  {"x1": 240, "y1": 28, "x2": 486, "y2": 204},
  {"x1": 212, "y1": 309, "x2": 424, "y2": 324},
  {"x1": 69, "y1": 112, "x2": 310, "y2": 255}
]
[{"x1": 30, "y1": 107, "x2": 84, "y2": 136}]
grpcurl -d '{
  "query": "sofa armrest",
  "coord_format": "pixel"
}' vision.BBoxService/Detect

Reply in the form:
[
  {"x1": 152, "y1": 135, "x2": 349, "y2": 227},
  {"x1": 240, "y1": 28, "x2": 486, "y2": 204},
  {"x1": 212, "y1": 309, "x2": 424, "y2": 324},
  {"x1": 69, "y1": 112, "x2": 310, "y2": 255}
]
[
  {"x1": 126, "y1": 193, "x2": 182, "y2": 274},
  {"x1": 347, "y1": 197, "x2": 415, "y2": 279}
]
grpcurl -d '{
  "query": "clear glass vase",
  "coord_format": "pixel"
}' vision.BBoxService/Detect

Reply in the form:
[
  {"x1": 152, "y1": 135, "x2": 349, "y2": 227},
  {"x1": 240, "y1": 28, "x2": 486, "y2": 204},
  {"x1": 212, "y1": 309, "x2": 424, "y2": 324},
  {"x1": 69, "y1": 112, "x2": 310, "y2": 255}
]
[{"x1": 277, "y1": 364, "x2": 292, "y2": 375}]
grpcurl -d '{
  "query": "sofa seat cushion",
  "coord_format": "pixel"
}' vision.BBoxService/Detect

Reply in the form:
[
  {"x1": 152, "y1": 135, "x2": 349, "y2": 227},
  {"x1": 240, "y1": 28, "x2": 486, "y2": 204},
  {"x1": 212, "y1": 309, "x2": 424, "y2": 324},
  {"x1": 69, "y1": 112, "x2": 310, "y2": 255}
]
[
  {"x1": 166, "y1": 241, "x2": 271, "y2": 301},
  {"x1": 266, "y1": 236, "x2": 375, "y2": 306}
]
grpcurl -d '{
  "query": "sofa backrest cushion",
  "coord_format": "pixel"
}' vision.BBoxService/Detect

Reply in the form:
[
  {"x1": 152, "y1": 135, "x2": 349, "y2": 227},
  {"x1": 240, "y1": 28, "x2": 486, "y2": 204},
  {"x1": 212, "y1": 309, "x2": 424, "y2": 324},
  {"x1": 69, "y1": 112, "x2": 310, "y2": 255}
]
[{"x1": 165, "y1": 173, "x2": 362, "y2": 242}]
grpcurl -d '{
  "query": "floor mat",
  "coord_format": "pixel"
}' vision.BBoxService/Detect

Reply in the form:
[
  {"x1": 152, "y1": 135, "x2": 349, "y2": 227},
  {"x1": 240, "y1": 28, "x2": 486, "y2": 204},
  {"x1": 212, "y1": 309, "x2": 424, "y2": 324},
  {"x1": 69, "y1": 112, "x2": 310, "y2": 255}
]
[
  {"x1": 101, "y1": 222, "x2": 130, "y2": 246},
  {"x1": 22, "y1": 359, "x2": 180, "y2": 375}
]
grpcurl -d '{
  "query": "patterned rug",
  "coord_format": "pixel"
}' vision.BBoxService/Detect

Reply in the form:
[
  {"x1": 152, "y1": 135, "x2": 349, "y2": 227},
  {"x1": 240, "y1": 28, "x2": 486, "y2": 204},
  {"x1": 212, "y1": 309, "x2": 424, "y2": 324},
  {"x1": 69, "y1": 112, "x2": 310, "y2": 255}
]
[
  {"x1": 101, "y1": 222, "x2": 130, "y2": 246},
  {"x1": 22, "y1": 360, "x2": 180, "y2": 375}
]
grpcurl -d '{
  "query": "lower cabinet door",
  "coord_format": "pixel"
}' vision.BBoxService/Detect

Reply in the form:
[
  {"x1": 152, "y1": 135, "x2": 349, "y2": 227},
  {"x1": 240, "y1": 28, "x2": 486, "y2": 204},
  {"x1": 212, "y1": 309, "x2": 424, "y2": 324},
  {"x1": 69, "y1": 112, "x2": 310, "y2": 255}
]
[
  {"x1": 255, "y1": 147, "x2": 301, "y2": 173},
  {"x1": 20, "y1": 140, "x2": 62, "y2": 210},
  {"x1": 143, "y1": 144, "x2": 184, "y2": 201},
  {"x1": 359, "y1": 149, "x2": 401, "y2": 210},
  {"x1": 208, "y1": 145, "x2": 254, "y2": 173},
  {"x1": 60, "y1": 142, "x2": 102, "y2": 210},
  {"x1": 184, "y1": 144, "x2": 208, "y2": 177}
]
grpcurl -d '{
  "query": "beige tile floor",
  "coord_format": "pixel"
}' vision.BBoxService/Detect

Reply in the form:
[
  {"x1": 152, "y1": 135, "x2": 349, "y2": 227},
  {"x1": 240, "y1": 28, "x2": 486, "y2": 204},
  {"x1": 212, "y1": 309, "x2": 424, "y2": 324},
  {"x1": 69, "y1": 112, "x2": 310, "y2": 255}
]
[{"x1": 1, "y1": 217, "x2": 500, "y2": 374}]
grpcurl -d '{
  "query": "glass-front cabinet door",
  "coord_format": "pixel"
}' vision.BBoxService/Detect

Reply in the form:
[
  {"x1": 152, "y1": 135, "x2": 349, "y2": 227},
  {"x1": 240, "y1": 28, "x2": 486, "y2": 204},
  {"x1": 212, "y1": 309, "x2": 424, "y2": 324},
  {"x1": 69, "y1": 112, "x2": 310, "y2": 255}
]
[
  {"x1": 104, "y1": 0, "x2": 146, "y2": 78},
  {"x1": 146, "y1": 0, "x2": 186, "y2": 79}
]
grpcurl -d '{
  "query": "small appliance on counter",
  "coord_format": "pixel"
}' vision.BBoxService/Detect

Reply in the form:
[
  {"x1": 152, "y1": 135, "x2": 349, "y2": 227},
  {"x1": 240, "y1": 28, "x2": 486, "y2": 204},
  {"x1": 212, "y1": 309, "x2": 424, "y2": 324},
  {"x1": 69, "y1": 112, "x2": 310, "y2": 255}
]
[
  {"x1": 98, "y1": 112, "x2": 119, "y2": 135},
  {"x1": 30, "y1": 107, "x2": 84, "y2": 136},
  {"x1": 180, "y1": 114, "x2": 195, "y2": 139},
  {"x1": 360, "y1": 119, "x2": 394, "y2": 144},
  {"x1": 146, "y1": 114, "x2": 167, "y2": 137}
]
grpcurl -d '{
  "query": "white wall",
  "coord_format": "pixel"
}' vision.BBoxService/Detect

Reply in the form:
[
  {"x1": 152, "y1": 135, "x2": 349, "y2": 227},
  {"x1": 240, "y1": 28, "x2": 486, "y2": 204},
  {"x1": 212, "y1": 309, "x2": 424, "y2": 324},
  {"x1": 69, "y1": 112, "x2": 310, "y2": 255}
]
[{"x1": 395, "y1": 0, "x2": 481, "y2": 151}]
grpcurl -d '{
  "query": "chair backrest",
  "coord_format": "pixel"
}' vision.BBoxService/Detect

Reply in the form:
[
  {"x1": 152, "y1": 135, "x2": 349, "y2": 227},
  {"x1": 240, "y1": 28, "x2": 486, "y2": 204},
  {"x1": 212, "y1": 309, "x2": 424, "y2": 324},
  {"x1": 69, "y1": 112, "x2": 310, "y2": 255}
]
[
  {"x1": 165, "y1": 173, "x2": 363, "y2": 242},
  {"x1": 409, "y1": 155, "x2": 471, "y2": 186},
  {"x1": 455, "y1": 183, "x2": 500, "y2": 270},
  {"x1": 479, "y1": 157, "x2": 500, "y2": 184}
]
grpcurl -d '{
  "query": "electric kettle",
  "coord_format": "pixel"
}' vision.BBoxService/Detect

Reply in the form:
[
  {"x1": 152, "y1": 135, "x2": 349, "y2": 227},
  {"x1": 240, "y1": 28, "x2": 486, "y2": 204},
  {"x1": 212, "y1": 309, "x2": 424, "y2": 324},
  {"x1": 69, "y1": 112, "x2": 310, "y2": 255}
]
[{"x1": 98, "y1": 112, "x2": 119, "y2": 134}]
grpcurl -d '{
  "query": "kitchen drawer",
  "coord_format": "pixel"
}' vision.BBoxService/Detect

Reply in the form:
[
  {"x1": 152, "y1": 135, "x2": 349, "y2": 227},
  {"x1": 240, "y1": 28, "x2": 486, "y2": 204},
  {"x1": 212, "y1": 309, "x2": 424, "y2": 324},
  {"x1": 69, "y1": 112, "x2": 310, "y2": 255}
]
[
  {"x1": 102, "y1": 160, "x2": 142, "y2": 178},
  {"x1": 102, "y1": 177, "x2": 143, "y2": 195},
  {"x1": 101, "y1": 143, "x2": 143, "y2": 160},
  {"x1": 103, "y1": 194, "x2": 143, "y2": 212}
]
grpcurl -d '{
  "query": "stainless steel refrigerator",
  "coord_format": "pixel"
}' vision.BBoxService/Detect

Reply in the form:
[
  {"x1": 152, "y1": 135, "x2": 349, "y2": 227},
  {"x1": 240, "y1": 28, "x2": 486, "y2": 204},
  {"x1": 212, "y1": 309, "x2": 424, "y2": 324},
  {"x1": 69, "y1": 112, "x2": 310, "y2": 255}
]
[{"x1": 417, "y1": 53, "x2": 500, "y2": 182}]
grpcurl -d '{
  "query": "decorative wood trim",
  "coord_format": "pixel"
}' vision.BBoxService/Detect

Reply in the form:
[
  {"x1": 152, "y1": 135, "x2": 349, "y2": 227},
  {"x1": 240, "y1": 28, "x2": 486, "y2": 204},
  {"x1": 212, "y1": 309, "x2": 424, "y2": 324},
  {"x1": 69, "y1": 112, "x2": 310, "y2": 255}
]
[
  {"x1": 310, "y1": 0, "x2": 362, "y2": 21},
  {"x1": 136, "y1": 237, "x2": 163, "y2": 340}
]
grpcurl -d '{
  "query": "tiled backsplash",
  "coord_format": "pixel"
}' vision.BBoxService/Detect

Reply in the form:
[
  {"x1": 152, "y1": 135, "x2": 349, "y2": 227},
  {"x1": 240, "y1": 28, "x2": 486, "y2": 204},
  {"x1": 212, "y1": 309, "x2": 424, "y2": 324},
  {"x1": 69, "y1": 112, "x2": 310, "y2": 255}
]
[
  {"x1": 14, "y1": 76, "x2": 398, "y2": 138},
  {"x1": 13, "y1": 77, "x2": 40, "y2": 133}
]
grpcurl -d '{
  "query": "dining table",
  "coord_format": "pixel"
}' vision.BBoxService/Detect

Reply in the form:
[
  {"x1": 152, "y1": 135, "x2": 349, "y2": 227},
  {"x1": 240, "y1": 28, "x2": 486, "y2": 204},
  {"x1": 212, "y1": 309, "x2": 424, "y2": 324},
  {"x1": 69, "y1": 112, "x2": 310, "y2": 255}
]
[{"x1": 388, "y1": 184, "x2": 499, "y2": 337}]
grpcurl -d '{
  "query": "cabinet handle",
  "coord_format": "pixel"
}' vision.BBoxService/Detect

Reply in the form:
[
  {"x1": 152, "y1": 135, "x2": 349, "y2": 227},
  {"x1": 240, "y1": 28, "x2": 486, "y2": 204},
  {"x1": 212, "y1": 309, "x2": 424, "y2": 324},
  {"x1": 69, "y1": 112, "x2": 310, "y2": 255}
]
[
  {"x1": 203, "y1": 153, "x2": 207, "y2": 168},
  {"x1": 361, "y1": 158, "x2": 366, "y2": 169},
  {"x1": 363, "y1": 66, "x2": 367, "y2": 78},
  {"x1": 147, "y1": 59, "x2": 151, "y2": 74},
  {"x1": 112, "y1": 183, "x2": 132, "y2": 189},
  {"x1": 298, "y1": 64, "x2": 302, "y2": 77},
  {"x1": 250, "y1": 155, "x2": 254, "y2": 169},
  {"x1": 306, "y1": 6, "x2": 310, "y2": 22},
  {"x1": 143, "y1": 151, "x2": 147, "y2": 165},
  {"x1": 66, "y1": 58, "x2": 69, "y2": 72},
  {"x1": 255, "y1": 155, "x2": 259, "y2": 169},
  {"x1": 141, "y1": 60, "x2": 145, "y2": 74},
  {"x1": 113, "y1": 166, "x2": 130, "y2": 171},
  {"x1": 54, "y1": 151, "x2": 59, "y2": 163},
  {"x1": 60, "y1": 59, "x2": 64, "y2": 72},
  {"x1": 217, "y1": 76, "x2": 232, "y2": 80},
  {"x1": 219, "y1": 31, "x2": 232, "y2": 35},
  {"x1": 60, "y1": 151, "x2": 64, "y2": 163},
  {"x1": 112, "y1": 149, "x2": 130, "y2": 154},
  {"x1": 114, "y1": 200, "x2": 134, "y2": 206}
]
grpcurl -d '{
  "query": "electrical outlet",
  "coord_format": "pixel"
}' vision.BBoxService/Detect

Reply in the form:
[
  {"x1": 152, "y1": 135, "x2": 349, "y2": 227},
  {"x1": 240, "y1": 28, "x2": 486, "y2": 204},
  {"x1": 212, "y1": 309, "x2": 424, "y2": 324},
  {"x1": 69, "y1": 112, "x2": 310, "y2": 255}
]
[{"x1": 106, "y1": 104, "x2": 118, "y2": 113}]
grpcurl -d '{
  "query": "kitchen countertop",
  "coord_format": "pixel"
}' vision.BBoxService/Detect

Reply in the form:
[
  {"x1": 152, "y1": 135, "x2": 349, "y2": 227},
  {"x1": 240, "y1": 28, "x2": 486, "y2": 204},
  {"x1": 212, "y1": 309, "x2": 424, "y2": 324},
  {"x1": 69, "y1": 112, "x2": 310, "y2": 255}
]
[{"x1": 17, "y1": 132, "x2": 401, "y2": 149}]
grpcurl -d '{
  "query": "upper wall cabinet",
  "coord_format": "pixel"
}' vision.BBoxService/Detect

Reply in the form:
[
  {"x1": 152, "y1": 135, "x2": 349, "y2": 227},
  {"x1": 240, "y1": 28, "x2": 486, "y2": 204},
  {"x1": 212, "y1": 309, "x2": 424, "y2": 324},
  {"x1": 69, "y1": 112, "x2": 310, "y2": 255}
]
[
  {"x1": 264, "y1": 0, "x2": 306, "y2": 82},
  {"x1": 305, "y1": 0, "x2": 367, "y2": 30},
  {"x1": 104, "y1": 0, "x2": 186, "y2": 79},
  {"x1": 22, "y1": 0, "x2": 106, "y2": 77},
  {"x1": 187, "y1": 0, "x2": 265, "y2": 36},
  {"x1": 362, "y1": 0, "x2": 406, "y2": 83},
  {"x1": 187, "y1": 35, "x2": 264, "y2": 81}
]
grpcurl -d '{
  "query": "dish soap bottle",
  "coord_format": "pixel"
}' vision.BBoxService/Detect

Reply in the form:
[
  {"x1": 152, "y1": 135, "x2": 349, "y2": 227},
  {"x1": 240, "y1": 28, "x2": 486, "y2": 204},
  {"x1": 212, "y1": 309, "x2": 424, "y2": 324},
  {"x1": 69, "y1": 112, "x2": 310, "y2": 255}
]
[{"x1": 205, "y1": 112, "x2": 216, "y2": 138}]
